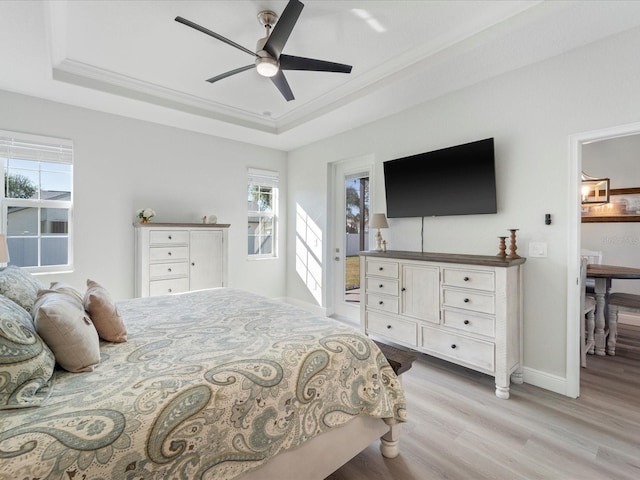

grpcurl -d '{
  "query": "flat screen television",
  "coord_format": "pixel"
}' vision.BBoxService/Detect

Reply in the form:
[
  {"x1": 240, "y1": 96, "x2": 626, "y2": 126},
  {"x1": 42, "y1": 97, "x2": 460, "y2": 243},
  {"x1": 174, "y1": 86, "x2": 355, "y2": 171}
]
[{"x1": 383, "y1": 138, "x2": 497, "y2": 218}]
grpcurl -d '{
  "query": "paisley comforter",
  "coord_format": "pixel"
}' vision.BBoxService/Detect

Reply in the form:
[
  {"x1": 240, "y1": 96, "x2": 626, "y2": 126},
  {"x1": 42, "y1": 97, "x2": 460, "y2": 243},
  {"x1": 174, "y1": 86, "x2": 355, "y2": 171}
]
[{"x1": 0, "y1": 288, "x2": 406, "y2": 479}]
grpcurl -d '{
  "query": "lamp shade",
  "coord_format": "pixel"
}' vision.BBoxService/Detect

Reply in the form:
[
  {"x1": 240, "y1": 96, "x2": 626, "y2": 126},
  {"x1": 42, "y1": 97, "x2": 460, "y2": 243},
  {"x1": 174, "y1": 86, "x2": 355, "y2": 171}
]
[
  {"x1": 0, "y1": 234, "x2": 9, "y2": 263},
  {"x1": 370, "y1": 213, "x2": 389, "y2": 229}
]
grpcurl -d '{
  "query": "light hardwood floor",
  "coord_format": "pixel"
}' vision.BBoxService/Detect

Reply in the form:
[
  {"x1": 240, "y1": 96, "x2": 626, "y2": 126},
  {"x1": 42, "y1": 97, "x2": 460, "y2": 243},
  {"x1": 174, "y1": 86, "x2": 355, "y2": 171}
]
[{"x1": 328, "y1": 324, "x2": 640, "y2": 480}]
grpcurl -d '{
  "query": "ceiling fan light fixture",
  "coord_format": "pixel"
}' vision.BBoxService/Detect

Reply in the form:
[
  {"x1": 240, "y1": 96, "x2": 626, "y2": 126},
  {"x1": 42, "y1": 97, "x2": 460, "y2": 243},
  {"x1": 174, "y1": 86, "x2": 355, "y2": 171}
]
[{"x1": 255, "y1": 56, "x2": 279, "y2": 77}]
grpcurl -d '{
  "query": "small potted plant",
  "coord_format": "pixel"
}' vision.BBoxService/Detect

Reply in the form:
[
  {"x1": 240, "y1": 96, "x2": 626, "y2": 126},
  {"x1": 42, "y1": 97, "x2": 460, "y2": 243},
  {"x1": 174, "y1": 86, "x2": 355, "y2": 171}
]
[{"x1": 136, "y1": 208, "x2": 156, "y2": 224}]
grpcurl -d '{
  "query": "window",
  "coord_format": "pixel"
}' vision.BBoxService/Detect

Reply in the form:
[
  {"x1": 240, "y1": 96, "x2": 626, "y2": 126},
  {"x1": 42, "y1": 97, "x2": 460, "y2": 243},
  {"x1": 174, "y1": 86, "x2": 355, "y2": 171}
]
[
  {"x1": 248, "y1": 168, "x2": 278, "y2": 258},
  {"x1": 0, "y1": 130, "x2": 73, "y2": 273}
]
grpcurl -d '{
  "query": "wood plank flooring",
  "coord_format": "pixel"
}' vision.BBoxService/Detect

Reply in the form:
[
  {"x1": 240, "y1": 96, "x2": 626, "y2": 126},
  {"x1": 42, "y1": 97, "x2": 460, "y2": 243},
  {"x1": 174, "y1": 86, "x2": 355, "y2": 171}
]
[{"x1": 327, "y1": 325, "x2": 640, "y2": 480}]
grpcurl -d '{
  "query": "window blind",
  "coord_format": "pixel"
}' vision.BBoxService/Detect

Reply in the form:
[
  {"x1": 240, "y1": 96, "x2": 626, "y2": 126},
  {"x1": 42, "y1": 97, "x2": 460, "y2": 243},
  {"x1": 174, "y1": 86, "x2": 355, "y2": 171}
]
[
  {"x1": 248, "y1": 168, "x2": 279, "y2": 188},
  {"x1": 0, "y1": 130, "x2": 73, "y2": 164}
]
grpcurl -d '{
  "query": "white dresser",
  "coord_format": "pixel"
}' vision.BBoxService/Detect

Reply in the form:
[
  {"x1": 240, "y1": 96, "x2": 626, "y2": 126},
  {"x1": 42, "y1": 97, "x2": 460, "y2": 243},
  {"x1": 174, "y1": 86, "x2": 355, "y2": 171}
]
[
  {"x1": 360, "y1": 250, "x2": 525, "y2": 399},
  {"x1": 134, "y1": 223, "x2": 229, "y2": 297}
]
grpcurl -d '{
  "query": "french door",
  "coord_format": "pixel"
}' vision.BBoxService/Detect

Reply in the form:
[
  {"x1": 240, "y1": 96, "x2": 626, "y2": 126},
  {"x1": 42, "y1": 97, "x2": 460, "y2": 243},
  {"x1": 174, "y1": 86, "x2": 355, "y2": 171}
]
[{"x1": 331, "y1": 158, "x2": 373, "y2": 321}]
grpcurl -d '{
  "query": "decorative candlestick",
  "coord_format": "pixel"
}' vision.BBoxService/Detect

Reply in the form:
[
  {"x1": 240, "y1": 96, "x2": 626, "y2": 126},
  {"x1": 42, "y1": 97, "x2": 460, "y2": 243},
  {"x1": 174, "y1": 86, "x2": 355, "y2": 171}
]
[
  {"x1": 496, "y1": 236, "x2": 507, "y2": 258},
  {"x1": 506, "y1": 229, "x2": 521, "y2": 259}
]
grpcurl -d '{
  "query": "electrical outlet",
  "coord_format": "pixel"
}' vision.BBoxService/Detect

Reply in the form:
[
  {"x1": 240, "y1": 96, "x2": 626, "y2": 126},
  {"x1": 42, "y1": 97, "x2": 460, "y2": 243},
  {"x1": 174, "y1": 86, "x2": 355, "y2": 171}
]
[{"x1": 529, "y1": 242, "x2": 547, "y2": 258}]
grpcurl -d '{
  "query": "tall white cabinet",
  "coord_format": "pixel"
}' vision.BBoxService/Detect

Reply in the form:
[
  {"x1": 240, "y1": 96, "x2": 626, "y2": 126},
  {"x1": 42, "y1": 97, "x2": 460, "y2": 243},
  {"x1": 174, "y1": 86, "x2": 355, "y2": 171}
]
[
  {"x1": 360, "y1": 250, "x2": 525, "y2": 399},
  {"x1": 134, "y1": 223, "x2": 229, "y2": 297}
]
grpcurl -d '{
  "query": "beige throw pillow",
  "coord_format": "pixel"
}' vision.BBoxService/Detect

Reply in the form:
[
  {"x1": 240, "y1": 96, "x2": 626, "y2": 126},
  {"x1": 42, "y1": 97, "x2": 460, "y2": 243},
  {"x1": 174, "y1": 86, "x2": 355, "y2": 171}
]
[
  {"x1": 33, "y1": 291, "x2": 100, "y2": 373},
  {"x1": 83, "y1": 279, "x2": 127, "y2": 343}
]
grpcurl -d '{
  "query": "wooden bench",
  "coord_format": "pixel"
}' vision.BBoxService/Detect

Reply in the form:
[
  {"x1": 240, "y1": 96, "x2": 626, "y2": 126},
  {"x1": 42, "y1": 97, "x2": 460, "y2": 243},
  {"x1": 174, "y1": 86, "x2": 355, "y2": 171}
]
[
  {"x1": 374, "y1": 340, "x2": 416, "y2": 376},
  {"x1": 608, "y1": 292, "x2": 640, "y2": 355}
]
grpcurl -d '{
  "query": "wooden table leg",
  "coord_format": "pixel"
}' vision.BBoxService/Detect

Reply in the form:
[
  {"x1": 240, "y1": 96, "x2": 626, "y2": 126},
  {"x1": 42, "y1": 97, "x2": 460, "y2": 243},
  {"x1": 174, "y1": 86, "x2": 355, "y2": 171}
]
[{"x1": 593, "y1": 278, "x2": 607, "y2": 356}]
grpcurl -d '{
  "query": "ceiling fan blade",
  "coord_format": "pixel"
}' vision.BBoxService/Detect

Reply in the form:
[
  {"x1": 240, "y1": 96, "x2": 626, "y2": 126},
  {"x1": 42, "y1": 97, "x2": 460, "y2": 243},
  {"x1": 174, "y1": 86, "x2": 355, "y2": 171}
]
[
  {"x1": 270, "y1": 71, "x2": 295, "y2": 101},
  {"x1": 206, "y1": 65, "x2": 255, "y2": 84},
  {"x1": 175, "y1": 16, "x2": 258, "y2": 58},
  {"x1": 280, "y1": 54, "x2": 352, "y2": 74},
  {"x1": 263, "y1": 0, "x2": 304, "y2": 58}
]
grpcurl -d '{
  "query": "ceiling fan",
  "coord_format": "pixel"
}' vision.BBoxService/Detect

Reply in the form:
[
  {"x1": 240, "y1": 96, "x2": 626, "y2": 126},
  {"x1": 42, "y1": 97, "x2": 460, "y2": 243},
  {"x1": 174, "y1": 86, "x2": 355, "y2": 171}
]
[{"x1": 175, "y1": 0, "x2": 352, "y2": 102}]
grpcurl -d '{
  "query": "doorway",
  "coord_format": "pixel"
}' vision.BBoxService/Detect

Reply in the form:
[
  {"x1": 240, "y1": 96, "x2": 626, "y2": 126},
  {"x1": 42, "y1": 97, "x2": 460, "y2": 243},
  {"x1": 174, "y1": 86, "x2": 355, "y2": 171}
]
[
  {"x1": 568, "y1": 121, "x2": 640, "y2": 397},
  {"x1": 330, "y1": 157, "x2": 374, "y2": 322}
]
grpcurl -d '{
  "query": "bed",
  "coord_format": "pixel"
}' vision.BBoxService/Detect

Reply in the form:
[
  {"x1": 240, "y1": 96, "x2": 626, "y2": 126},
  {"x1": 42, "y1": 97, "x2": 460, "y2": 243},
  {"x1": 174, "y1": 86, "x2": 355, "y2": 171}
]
[{"x1": 0, "y1": 285, "x2": 406, "y2": 479}]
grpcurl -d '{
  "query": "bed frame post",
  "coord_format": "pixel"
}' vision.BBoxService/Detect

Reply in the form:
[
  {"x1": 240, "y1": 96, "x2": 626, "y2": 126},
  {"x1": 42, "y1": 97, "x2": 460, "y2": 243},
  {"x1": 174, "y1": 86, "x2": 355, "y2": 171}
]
[{"x1": 380, "y1": 418, "x2": 402, "y2": 458}]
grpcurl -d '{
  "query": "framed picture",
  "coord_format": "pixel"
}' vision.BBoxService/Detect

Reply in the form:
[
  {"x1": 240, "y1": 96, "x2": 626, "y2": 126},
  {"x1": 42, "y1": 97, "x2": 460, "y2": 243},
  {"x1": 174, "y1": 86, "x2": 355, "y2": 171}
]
[{"x1": 582, "y1": 187, "x2": 640, "y2": 222}]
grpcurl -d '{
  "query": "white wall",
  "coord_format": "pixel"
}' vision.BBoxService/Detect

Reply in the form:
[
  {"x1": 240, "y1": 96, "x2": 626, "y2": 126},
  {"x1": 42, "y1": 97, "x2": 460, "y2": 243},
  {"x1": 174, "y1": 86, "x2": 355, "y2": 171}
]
[
  {"x1": 0, "y1": 90, "x2": 288, "y2": 300},
  {"x1": 287, "y1": 25, "x2": 640, "y2": 388},
  {"x1": 583, "y1": 134, "x2": 640, "y2": 294}
]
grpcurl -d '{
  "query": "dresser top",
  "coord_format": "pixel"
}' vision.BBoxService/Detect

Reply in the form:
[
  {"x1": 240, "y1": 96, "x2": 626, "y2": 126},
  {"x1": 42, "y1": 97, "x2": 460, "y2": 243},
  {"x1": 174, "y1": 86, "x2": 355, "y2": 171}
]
[
  {"x1": 133, "y1": 222, "x2": 230, "y2": 228},
  {"x1": 359, "y1": 250, "x2": 526, "y2": 267}
]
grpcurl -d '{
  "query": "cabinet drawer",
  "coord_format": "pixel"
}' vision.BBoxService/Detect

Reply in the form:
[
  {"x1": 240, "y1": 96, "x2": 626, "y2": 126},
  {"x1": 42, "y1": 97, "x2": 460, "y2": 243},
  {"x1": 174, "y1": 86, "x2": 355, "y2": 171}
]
[
  {"x1": 149, "y1": 278, "x2": 189, "y2": 296},
  {"x1": 366, "y1": 260, "x2": 399, "y2": 279},
  {"x1": 365, "y1": 277, "x2": 399, "y2": 296},
  {"x1": 149, "y1": 262, "x2": 189, "y2": 280},
  {"x1": 149, "y1": 230, "x2": 190, "y2": 245},
  {"x1": 421, "y1": 326, "x2": 495, "y2": 372},
  {"x1": 442, "y1": 267, "x2": 495, "y2": 292},
  {"x1": 149, "y1": 246, "x2": 189, "y2": 263},
  {"x1": 442, "y1": 288, "x2": 495, "y2": 315},
  {"x1": 442, "y1": 308, "x2": 495, "y2": 338},
  {"x1": 366, "y1": 293, "x2": 399, "y2": 314},
  {"x1": 367, "y1": 311, "x2": 417, "y2": 346}
]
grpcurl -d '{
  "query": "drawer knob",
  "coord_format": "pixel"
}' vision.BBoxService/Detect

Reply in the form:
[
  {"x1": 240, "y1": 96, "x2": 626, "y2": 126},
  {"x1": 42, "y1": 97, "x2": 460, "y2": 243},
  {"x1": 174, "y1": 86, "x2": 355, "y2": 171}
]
[
  {"x1": 168, "y1": 268, "x2": 172, "y2": 272},
  {"x1": 464, "y1": 319, "x2": 470, "y2": 325},
  {"x1": 379, "y1": 284, "x2": 384, "y2": 288},
  {"x1": 379, "y1": 267, "x2": 384, "y2": 271},
  {"x1": 168, "y1": 235, "x2": 172, "y2": 240},
  {"x1": 464, "y1": 276, "x2": 470, "y2": 281},
  {"x1": 387, "y1": 325, "x2": 392, "y2": 329},
  {"x1": 464, "y1": 298, "x2": 470, "y2": 303},
  {"x1": 401, "y1": 287, "x2": 406, "y2": 292},
  {"x1": 379, "y1": 301, "x2": 384, "y2": 305},
  {"x1": 168, "y1": 288, "x2": 172, "y2": 293},
  {"x1": 168, "y1": 251, "x2": 172, "y2": 256},
  {"x1": 451, "y1": 344, "x2": 457, "y2": 349},
  {"x1": 192, "y1": 262, "x2": 195, "y2": 266}
]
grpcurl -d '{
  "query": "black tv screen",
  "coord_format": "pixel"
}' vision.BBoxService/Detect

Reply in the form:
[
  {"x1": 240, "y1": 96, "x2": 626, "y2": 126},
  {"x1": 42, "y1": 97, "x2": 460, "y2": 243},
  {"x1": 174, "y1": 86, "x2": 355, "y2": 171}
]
[{"x1": 383, "y1": 138, "x2": 497, "y2": 218}]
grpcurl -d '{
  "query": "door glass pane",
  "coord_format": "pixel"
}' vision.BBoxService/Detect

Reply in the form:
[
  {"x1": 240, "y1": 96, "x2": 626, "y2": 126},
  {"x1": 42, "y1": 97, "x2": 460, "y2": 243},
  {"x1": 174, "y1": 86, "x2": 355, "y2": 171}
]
[{"x1": 344, "y1": 175, "x2": 369, "y2": 303}]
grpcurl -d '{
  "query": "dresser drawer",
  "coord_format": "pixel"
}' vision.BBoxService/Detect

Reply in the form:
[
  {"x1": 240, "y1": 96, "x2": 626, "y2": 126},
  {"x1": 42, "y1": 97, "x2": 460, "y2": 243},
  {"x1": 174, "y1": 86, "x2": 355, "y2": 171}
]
[
  {"x1": 442, "y1": 288, "x2": 495, "y2": 315},
  {"x1": 367, "y1": 311, "x2": 417, "y2": 346},
  {"x1": 365, "y1": 277, "x2": 399, "y2": 296},
  {"x1": 149, "y1": 246, "x2": 189, "y2": 263},
  {"x1": 149, "y1": 230, "x2": 190, "y2": 245},
  {"x1": 421, "y1": 326, "x2": 495, "y2": 372},
  {"x1": 442, "y1": 308, "x2": 495, "y2": 338},
  {"x1": 149, "y1": 278, "x2": 189, "y2": 296},
  {"x1": 442, "y1": 267, "x2": 495, "y2": 292},
  {"x1": 366, "y1": 260, "x2": 399, "y2": 279},
  {"x1": 366, "y1": 293, "x2": 399, "y2": 314},
  {"x1": 149, "y1": 262, "x2": 189, "y2": 280}
]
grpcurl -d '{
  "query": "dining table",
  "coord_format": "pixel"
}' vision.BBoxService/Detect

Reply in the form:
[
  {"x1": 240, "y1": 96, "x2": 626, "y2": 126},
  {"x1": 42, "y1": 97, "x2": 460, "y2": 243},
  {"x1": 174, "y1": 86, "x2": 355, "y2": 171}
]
[{"x1": 586, "y1": 263, "x2": 640, "y2": 355}]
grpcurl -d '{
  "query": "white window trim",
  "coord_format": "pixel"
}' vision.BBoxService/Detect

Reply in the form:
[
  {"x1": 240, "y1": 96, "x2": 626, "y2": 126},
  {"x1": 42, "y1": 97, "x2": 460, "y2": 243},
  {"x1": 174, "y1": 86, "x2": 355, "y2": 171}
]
[
  {"x1": 0, "y1": 130, "x2": 74, "y2": 273},
  {"x1": 248, "y1": 168, "x2": 278, "y2": 260}
]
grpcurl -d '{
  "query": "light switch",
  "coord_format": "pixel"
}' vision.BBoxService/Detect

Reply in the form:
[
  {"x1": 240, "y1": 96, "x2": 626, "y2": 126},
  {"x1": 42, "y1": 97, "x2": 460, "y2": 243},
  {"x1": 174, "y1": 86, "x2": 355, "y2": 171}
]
[{"x1": 529, "y1": 242, "x2": 547, "y2": 258}]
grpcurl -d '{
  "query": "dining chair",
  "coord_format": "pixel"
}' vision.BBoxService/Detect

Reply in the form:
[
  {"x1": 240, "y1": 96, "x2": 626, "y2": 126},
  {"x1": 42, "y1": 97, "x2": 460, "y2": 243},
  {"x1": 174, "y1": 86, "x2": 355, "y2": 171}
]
[
  {"x1": 580, "y1": 257, "x2": 597, "y2": 367},
  {"x1": 580, "y1": 248, "x2": 602, "y2": 293},
  {"x1": 607, "y1": 292, "x2": 640, "y2": 356}
]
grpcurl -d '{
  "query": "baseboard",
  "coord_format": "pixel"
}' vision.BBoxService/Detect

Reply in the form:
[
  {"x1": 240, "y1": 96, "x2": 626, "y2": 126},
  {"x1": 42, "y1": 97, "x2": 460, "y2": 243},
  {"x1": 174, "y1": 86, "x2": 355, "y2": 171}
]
[
  {"x1": 522, "y1": 367, "x2": 569, "y2": 397},
  {"x1": 282, "y1": 297, "x2": 328, "y2": 317}
]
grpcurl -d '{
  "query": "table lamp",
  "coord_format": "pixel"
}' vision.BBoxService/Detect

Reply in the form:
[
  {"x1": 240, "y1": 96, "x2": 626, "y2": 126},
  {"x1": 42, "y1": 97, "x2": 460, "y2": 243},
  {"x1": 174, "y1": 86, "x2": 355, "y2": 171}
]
[
  {"x1": 370, "y1": 213, "x2": 389, "y2": 252},
  {"x1": 0, "y1": 234, "x2": 9, "y2": 266}
]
